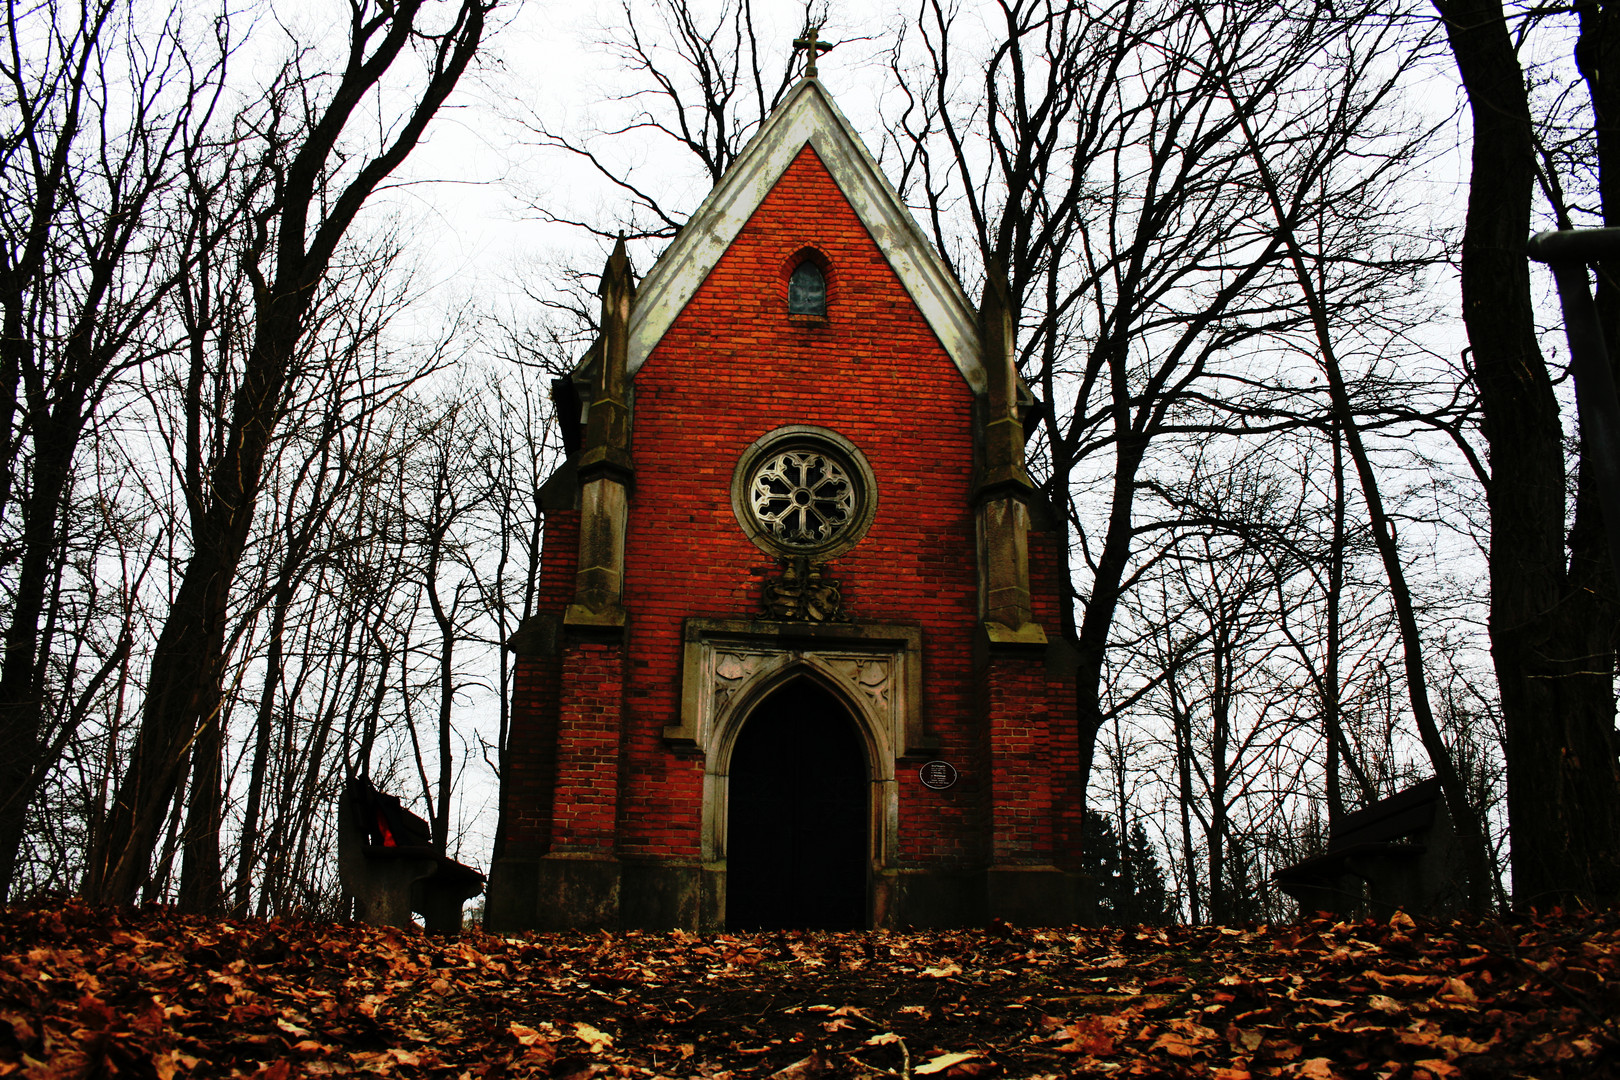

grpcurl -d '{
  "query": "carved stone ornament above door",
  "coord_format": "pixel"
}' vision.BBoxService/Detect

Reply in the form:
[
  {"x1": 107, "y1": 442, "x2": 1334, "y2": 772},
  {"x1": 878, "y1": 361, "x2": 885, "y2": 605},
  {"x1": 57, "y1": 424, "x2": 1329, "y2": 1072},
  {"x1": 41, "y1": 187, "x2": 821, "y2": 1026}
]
[
  {"x1": 761, "y1": 555, "x2": 846, "y2": 621},
  {"x1": 667, "y1": 617, "x2": 930, "y2": 762}
]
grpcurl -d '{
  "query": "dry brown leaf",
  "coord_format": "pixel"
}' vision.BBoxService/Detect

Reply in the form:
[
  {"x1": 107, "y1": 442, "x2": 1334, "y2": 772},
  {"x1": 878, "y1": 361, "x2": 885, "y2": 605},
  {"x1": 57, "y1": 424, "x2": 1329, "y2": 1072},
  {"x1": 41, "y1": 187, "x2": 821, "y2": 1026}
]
[
  {"x1": 508, "y1": 1023, "x2": 544, "y2": 1047},
  {"x1": 766, "y1": 1052, "x2": 827, "y2": 1080},
  {"x1": 1430, "y1": 1033, "x2": 1495, "y2": 1055},
  {"x1": 1437, "y1": 977, "x2": 1476, "y2": 1003},
  {"x1": 550, "y1": 1054, "x2": 601, "y2": 1080},
  {"x1": 1053, "y1": 1017, "x2": 1120, "y2": 1056},
  {"x1": 148, "y1": 1050, "x2": 181, "y2": 1080},
  {"x1": 1259, "y1": 1038, "x2": 1304, "y2": 1062},
  {"x1": 915, "y1": 1051, "x2": 982, "y2": 1075},
  {"x1": 23, "y1": 1049, "x2": 97, "y2": 1080},
  {"x1": 1149, "y1": 1032, "x2": 1199, "y2": 1059},
  {"x1": 1166, "y1": 1018, "x2": 1218, "y2": 1042},
  {"x1": 574, "y1": 1022, "x2": 613, "y2": 1053},
  {"x1": 1366, "y1": 971, "x2": 1445, "y2": 990}
]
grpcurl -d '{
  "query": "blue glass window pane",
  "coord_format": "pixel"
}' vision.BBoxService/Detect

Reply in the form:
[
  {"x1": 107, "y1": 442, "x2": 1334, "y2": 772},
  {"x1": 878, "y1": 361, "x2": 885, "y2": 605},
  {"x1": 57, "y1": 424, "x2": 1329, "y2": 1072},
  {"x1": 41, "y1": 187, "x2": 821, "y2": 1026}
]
[{"x1": 788, "y1": 262, "x2": 827, "y2": 316}]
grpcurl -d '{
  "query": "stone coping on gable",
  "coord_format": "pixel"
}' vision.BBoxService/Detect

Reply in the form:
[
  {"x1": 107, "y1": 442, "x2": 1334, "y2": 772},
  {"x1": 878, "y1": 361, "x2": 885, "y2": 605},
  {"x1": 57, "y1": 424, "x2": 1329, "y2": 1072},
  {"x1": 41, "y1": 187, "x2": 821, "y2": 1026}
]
[{"x1": 626, "y1": 79, "x2": 985, "y2": 393}]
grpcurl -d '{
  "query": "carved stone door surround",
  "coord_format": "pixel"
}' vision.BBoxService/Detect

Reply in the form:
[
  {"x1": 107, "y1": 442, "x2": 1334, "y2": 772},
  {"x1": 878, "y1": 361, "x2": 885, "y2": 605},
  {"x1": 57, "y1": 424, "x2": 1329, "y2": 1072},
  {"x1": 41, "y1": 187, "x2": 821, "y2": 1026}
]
[{"x1": 670, "y1": 617, "x2": 928, "y2": 865}]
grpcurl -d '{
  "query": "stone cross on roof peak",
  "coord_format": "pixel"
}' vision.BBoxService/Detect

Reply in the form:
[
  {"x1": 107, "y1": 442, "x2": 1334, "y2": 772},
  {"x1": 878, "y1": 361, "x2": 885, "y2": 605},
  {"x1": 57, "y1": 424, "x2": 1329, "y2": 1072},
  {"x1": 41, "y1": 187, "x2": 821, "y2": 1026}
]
[{"x1": 793, "y1": 23, "x2": 834, "y2": 79}]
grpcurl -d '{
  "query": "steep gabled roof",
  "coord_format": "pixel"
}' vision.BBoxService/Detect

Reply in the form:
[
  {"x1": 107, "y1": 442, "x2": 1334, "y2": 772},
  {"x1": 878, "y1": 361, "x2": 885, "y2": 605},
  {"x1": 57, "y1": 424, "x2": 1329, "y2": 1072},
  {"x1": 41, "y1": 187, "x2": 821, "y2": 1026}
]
[{"x1": 627, "y1": 77, "x2": 986, "y2": 394}]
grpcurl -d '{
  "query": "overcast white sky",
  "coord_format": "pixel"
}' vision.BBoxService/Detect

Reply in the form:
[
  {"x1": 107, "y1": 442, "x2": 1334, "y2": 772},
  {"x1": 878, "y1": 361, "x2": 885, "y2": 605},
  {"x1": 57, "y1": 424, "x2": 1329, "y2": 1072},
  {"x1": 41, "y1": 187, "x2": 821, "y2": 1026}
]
[{"x1": 383, "y1": 0, "x2": 919, "y2": 337}]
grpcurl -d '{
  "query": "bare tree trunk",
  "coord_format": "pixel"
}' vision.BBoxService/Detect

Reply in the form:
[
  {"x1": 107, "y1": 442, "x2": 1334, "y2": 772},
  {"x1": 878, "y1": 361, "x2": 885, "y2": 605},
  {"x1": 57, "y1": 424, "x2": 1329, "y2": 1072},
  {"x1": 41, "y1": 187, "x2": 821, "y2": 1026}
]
[
  {"x1": 232, "y1": 583, "x2": 290, "y2": 914},
  {"x1": 1326, "y1": 424, "x2": 1346, "y2": 823},
  {"x1": 426, "y1": 571, "x2": 456, "y2": 855},
  {"x1": 1193, "y1": 0, "x2": 1493, "y2": 908},
  {"x1": 1169, "y1": 672, "x2": 1201, "y2": 924},
  {"x1": 1106, "y1": 720, "x2": 1136, "y2": 923},
  {"x1": 84, "y1": 0, "x2": 487, "y2": 906},
  {"x1": 0, "y1": 0, "x2": 223, "y2": 898},
  {"x1": 178, "y1": 688, "x2": 226, "y2": 914},
  {"x1": 1208, "y1": 623, "x2": 1231, "y2": 924},
  {"x1": 1074, "y1": 437, "x2": 1152, "y2": 798}
]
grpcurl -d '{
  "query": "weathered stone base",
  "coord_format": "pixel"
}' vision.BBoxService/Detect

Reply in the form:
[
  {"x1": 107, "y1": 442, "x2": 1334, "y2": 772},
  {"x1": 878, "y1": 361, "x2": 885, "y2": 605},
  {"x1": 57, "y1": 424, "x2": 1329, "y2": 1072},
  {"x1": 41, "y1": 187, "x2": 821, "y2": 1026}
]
[
  {"x1": 882, "y1": 865, "x2": 1088, "y2": 928},
  {"x1": 485, "y1": 856, "x2": 727, "y2": 932},
  {"x1": 880, "y1": 867, "x2": 986, "y2": 927},
  {"x1": 487, "y1": 856, "x2": 1087, "y2": 931},
  {"x1": 484, "y1": 854, "x2": 621, "y2": 932},
  {"x1": 620, "y1": 860, "x2": 726, "y2": 931},
  {"x1": 986, "y1": 864, "x2": 1086, "y2": 926}
]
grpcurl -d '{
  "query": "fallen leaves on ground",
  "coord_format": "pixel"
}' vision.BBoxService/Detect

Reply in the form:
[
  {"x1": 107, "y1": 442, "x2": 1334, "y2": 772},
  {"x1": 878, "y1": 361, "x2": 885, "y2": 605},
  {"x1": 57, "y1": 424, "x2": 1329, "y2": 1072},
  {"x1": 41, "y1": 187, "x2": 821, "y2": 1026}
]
[{"x1": 1, "y1": 901, "x2": 1617, "y2": 1078}]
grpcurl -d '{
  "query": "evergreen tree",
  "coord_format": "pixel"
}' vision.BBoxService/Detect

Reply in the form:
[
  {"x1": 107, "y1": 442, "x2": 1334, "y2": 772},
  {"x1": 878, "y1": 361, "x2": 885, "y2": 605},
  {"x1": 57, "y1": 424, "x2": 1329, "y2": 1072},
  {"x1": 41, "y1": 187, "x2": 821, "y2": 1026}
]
[
  {"x1": 1123, "y1": 821, "x2": 1172, "y2": 925},
  {"x1": 1080, "y1": 812, "x2": 1122, "y2": 922},
  {"x1": 1083, "y1": 812, "x2": 1175, "y2": 924}
]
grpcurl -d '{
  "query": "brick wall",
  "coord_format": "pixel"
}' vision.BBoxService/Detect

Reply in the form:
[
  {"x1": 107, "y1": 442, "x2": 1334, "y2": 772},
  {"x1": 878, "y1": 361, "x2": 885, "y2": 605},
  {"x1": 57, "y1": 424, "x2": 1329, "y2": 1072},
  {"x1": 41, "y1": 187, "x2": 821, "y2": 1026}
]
[
  {"x1": 551, "y1": 639, "x2": 625, "y2": 852},
  {"x1": 502, "y1": 143, "x2": 1079, "y2": 877},
  {"x1": 501, "y1": 510, "x2": 577, "y2": 856},
  {"x1": 618, "y1": 145, "x2": 986, "y2": 865},
  {"x1": 1029, "y1": 524, "x2": 1084, "y2": 869}
]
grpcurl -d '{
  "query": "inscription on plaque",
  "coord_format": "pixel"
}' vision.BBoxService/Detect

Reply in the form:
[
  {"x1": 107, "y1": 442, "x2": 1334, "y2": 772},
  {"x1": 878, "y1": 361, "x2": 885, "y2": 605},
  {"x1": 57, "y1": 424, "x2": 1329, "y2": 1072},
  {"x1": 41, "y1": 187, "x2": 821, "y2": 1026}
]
[{"x1": 919, "y1": 760, "x2": 958, "y2": 791}]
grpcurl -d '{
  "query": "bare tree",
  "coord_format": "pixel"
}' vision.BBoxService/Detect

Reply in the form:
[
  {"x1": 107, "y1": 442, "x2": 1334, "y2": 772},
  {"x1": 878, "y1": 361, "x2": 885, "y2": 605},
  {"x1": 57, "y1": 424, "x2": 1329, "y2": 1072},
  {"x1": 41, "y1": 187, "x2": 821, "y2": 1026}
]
[
  {"x1": 0, "y1": 0, "x2": 232, "y2": 899},
  {"x1": 1433, "y1": 0, "x2": 1620, "y2": 907},
  {"x1": 517, "y1": 0, "x2": 814, "y2": 242},
  {"x1": 395, "y1": 382, "x2": 500, "y2": 854},
  {"x1": 1190, "y1": 0, "x2": 1492, "y2": 907},
  {"x1": 1147, "y1": 471, "x2": 1319, "y2": 922},
  {"x1": 221, "y1": 258, "x2": 426, "y2": 913},
  {"x1": 85, "y1": 0, "x2": 490, "y2": 907},
  {"x1": 891, "y1": 0, "x2": 1449, "y2": 820}
]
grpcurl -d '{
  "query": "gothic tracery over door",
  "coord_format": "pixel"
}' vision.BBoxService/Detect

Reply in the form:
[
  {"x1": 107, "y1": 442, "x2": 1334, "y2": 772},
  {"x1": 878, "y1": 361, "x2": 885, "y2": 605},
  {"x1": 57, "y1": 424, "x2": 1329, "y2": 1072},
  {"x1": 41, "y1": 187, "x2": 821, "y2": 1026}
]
[{"x1": 726, "y1": 680, "x2": 868, "y2": 929}]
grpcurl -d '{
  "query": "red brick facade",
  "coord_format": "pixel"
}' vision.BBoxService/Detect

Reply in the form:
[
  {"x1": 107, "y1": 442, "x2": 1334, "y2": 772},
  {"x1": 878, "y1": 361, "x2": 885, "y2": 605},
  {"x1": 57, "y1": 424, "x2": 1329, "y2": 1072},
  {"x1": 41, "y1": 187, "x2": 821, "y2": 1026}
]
[{"x1": 488, "y1": 88, "x2": 1084, "y2": 930}]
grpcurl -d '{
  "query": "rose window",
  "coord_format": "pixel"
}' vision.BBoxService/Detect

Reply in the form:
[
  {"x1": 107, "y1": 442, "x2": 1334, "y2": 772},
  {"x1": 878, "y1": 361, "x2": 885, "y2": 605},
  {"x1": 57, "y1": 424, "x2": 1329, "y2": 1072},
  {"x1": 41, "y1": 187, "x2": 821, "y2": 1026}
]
[
  {"x1": 749, "y1": 450, "x2": 856, "y2": 546},
  {"x1": 731, "y1": 426, "x2": 876, "y2": 559}
]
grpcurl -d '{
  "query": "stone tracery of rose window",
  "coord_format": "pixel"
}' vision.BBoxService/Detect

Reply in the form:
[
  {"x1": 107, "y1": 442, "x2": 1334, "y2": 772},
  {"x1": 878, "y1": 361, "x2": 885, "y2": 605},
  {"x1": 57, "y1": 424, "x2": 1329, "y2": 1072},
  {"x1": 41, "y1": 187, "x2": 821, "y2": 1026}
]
[{"x1": 749, "y1": 450, "x2": 856, "y2": 545}]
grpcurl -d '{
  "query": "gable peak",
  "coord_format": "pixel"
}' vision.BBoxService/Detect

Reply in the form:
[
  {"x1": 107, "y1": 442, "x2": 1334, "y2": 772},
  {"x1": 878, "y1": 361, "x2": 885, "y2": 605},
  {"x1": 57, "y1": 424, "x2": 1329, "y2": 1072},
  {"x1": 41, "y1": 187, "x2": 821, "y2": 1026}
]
[{"x1": 626, "y1": 78, "x2": 986, "y2": 393}]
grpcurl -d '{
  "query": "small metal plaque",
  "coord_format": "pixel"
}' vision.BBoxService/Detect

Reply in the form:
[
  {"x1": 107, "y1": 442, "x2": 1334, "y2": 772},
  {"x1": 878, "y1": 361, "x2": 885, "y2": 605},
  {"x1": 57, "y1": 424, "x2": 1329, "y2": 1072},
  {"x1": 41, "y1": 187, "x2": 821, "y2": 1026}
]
[{"x1": 919, "y1": 760, "x2": 958, "y2": 791}]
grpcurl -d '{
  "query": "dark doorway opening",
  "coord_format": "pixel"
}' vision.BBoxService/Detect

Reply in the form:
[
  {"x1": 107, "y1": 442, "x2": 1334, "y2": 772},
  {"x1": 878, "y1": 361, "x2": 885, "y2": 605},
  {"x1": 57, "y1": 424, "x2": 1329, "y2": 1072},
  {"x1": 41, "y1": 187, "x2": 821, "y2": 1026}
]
[{"x1": 726, "y1": 679, "x2": 869, "y2": 930}]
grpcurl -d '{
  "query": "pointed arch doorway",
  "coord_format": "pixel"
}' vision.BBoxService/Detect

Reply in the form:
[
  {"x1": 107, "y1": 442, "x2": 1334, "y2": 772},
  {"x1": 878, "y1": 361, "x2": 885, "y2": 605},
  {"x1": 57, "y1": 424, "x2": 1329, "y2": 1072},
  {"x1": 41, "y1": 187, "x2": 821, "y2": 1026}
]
[{"x1": 726, "y1": 678, "x2": 869, "y2": 930}]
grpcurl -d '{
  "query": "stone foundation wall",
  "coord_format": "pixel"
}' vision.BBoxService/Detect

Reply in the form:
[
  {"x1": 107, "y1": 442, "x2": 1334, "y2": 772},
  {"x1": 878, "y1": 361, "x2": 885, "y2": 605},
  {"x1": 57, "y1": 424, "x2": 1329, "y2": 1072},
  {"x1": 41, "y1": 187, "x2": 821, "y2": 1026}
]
[{"x1": 485, "y1": 855, "x2": 1087, "y2": 932}]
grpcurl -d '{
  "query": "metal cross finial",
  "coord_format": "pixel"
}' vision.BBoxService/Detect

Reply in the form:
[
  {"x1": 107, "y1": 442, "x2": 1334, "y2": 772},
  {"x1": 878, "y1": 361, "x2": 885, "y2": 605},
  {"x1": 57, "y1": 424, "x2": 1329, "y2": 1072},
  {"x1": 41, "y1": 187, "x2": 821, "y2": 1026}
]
[{"x1": 793, "y1": 23, "x2": 834, "y2": 79}]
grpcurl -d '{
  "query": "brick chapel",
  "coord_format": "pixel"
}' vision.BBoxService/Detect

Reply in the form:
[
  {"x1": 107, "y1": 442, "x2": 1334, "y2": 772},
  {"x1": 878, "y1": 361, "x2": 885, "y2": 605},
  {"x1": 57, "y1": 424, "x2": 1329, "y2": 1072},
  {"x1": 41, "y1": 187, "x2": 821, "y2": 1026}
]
[{"x1": 485, "y1": 71, "x2": 1085, "y2": 931}]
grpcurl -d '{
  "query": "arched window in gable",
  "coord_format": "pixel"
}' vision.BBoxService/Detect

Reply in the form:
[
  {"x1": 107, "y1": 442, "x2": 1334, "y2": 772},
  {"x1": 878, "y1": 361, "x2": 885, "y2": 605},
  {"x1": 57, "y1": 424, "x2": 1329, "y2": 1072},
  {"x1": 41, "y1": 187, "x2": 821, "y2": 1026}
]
[{"x1": 788, "y1": 261, "x2": 827, "y2": 317}]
